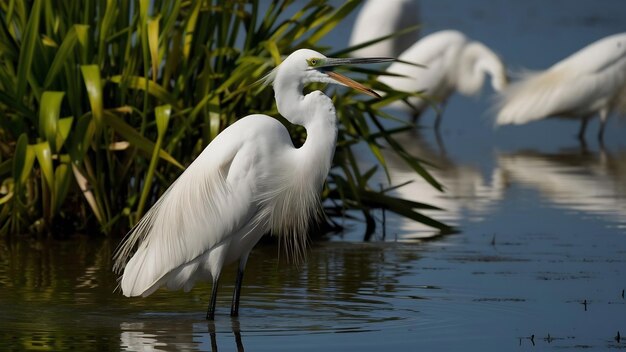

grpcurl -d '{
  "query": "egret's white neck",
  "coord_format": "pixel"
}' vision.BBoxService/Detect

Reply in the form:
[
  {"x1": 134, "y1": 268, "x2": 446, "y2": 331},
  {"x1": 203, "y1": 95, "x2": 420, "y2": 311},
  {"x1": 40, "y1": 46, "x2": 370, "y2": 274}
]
[
  {"x1": 456, "y1": 42, "x2": 506, "y2": 96},
  {"x1": 274, "y1": 78, "x2": 306, "y2": 125},
  {"x1": 273, "y1": 77, "x2": 338, "y2": 185}
]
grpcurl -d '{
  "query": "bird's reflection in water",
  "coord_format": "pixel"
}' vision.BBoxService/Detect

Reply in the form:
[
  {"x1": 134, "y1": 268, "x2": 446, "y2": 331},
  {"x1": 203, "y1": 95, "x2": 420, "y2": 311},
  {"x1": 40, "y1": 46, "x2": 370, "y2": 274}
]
[
  {"x1": 208, "y1": 320, "x2": 244, "y2": 352},
  {"x1": 119, "y1": 319, "x2": 245, "y2": 352},
  {"x1": 497, "y1": 146, "x2": 626, "y2": 226},
  {"x1": 120, "y1": 322, "x2": 170, "y2": 351},
  {"x1": 379, "y1": 128, "x2": 505, "y2": 240}
]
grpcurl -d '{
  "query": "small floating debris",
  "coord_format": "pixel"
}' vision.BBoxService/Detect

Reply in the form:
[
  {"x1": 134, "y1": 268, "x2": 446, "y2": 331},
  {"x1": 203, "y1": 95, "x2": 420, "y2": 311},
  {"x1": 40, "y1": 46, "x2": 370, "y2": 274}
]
[
  {"x1": 519, "y1": 334, "x2": 536, "y2": 346},
  {"x1": 543, "y1": 333, "x2": 567, "y2": 343}
]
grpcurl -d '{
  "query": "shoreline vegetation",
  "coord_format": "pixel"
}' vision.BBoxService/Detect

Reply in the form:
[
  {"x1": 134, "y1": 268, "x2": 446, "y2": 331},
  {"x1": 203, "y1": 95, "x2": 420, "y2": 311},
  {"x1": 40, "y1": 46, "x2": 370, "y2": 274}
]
[{"x1": 0, "y1": 0, "x2": 449, "y2": 238}]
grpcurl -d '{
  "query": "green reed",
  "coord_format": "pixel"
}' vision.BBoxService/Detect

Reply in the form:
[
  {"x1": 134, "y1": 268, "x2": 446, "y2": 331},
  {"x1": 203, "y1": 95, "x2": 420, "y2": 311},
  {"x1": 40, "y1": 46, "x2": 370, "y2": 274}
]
[{"x1": 0, "y1": 0, "x2": 451, "y2": 236}]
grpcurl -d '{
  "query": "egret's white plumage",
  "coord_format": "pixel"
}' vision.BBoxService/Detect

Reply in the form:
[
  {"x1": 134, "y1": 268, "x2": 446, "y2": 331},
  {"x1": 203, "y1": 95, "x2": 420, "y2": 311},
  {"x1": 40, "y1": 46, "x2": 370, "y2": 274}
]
[
  {"x1": 349, "y1": 0, "x2": 420, "y2": 57},
  {"x1": 378, "y1": 30, "x2": 506, "y2": 129},
  {"x1": 496, "y1": 32, "x2": 626, "y2": 141},
  {"x1": 113, "y1": 49, "x2": 389, "y2": 320}
]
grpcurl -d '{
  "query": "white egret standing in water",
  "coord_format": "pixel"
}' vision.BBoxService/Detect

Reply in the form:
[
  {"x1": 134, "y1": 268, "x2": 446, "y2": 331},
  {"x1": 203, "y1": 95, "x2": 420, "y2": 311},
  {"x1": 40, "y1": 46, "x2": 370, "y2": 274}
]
[
  {"x1": 113, "y1": 49, "x2": 392, "y2": 320},
  {"x1": 349, "y1": 0, "x2": 420, "y2": 57},
  {"x1": 496, "y1": 32, "x2": 626, "y2": 142},
  {"x1": 378, "y1": 30, "x2": 507, "y2": 130}
]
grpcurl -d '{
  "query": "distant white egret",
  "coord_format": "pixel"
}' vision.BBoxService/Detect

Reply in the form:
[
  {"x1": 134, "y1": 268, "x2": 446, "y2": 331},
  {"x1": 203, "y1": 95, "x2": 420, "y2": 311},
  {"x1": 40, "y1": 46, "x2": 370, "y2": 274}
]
[
  {"x1": 113, "y1": 49, "x2": 391, "y2": 320},
  {"x1": 496, "y1": 32, "x2": 626, "y2": 142},
  {"x1": 378, "y1": 30, "x2": 507, "y2": 130},
  {"x1": 349, "y1": 0, "x2": 420, "y2": 57}
]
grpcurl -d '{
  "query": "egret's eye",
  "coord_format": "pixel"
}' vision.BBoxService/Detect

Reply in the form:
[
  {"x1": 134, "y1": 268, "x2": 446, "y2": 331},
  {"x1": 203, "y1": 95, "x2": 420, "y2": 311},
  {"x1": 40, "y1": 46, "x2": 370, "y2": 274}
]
[{"x1": 307, "y1": 57, "x2": 323, "y2": 67}]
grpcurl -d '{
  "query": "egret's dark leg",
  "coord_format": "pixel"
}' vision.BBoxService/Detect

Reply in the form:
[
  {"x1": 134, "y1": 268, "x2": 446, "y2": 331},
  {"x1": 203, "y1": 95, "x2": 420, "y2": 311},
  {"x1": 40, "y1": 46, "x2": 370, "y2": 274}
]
[
  {"x1": 434, "y1": 100, "x2": 448, "y2": 132},
  {"x1": 206, "y1": 278, "x2": 219, "y2": 320},
  {"x1": 411, "y1": 110, "x2": 421, "y2": 123},
  {"x1": 577, "y1": 117, "x2": 589, "y2": 141},
  {"x1": 230, "y1": 264, "x2": 245, "y2": 317},
  {"x1": 598, "y1": 125, "x2": 606, "y2": 143},
  {"x1": 597, "y1": 109, "x2": 608, "y2": 143},
  {"x1": 434, "y1": 113, "x2": 443, "y2": 132}
]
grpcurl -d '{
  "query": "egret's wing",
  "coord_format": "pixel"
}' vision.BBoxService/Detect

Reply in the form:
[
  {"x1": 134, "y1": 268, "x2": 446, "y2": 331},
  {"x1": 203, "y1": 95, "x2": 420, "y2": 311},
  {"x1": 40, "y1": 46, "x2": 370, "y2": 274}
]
[
  {"x1": 382, "y1": 57, "x2": 448, "y2": 94},
  {"x1": 379, "y1": 30, "x2": 466, "y2": 95},
  {"x1": 495, "y1": 69, "x2": 575, "y2": 125},
  {"x1": 497, "y1": 33, "x2": 626, "y2": 125},
  {"x1": 496, "y1": 63, "x2": 626, "y2": 125},
  {"x1": 114, "y1": 126, "x2": 257, "y2": 297},
  {"x1": 552, "y1": 33, "x2": 626, "y2": 75}
]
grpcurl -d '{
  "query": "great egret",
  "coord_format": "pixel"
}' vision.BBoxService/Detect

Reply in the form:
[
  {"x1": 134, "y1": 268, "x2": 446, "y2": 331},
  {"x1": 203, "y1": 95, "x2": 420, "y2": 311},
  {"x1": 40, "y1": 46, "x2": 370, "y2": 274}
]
[
  {"x1": 378, "y1": 30, "x2": 507, "y2": 130},
  {"x1": 496, "y1": 32, "x2": 626, "y2": 142},
  {"x1": 113, "y1": 49, "x2": 392, "y2": 320},
  {"x1": 349, "y1": 0, "x2": 420, "y2": 58}
]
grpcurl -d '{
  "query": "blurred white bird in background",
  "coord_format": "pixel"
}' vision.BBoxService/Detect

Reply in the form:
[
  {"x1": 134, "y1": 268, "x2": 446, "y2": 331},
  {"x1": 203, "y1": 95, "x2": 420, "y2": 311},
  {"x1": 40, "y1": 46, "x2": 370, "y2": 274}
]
[
  {"x1": 113, "y1": 49, "x2": 391, "y2": 320},
  {"x1": 349, "y1": 0, "x2": 420, "y2": 57},
  {"x1": 378, "y1": 30, "x2": 507, "y2": 130},
  {"x1": 496, "y1": 32, "x2": 626, "y2": 142}
]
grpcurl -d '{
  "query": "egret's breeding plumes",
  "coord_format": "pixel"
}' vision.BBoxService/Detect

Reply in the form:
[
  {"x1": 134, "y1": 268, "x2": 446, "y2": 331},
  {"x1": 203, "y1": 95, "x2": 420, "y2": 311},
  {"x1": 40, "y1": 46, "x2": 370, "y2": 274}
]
[
  {"x1": 495, "y1": 32, "x2": 626, "y2": 142},
  {"x1": 113, "y1": 49, "x2": 392, "y2": 320},
  {"x1": 378, "y1": 30, "x2": 507, "y2": 130}
]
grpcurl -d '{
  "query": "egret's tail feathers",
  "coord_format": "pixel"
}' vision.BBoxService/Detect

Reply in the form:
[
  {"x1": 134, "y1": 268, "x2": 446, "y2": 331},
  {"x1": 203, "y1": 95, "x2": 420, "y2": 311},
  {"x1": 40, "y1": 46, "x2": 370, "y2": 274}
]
[
  {"x1": 113, "y1": 159, "x2": 238, "y2": 298},
  {"x1": 119, "y1": 245, "x2": 211, "y2": 297},
  {"x1": 495, "y1": 69, "x2": 568, "y2": 126}
]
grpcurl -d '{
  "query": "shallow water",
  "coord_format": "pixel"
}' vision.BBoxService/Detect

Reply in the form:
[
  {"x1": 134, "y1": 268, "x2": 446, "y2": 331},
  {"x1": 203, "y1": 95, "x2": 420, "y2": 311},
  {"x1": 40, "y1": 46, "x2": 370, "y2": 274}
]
[
  {"x1": 1, "y1": 230, "x2": 625, "y2": 351},
  {"x1": 2, "y1": 1, "x2": 626, "y2": 351}
]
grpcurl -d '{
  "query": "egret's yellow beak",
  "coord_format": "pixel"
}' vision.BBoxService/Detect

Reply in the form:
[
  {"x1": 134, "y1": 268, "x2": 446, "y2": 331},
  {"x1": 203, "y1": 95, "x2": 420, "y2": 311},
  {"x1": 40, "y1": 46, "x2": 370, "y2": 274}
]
[
  {"x1": 320, "y1": 57, "x2": 395, "y2": 98},
  {"x1": 326, "y1": 71, "x2": 381, "y2": 98}
]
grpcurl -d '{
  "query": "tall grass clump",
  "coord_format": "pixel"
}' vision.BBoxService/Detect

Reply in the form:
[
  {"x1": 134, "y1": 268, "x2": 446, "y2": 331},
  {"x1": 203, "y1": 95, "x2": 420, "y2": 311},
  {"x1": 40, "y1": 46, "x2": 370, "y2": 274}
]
[{"x1": 0, "y1": 0, "x2": 450, "y2": 237}]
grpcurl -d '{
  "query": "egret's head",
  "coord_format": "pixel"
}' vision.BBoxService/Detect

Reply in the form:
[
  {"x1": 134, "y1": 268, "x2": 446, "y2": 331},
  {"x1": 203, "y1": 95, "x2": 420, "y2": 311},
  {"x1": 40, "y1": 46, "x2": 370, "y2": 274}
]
[{"x1": 264, "y1": 49, "x2": 394, "y2": 98}]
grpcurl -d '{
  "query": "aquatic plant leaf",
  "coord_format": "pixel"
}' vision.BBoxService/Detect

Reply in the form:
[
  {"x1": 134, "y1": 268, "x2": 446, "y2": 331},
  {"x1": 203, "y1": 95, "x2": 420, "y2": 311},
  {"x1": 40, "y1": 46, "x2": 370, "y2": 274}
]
[
  {"x1": 39, "y1": 91, "x2": 65, "y2": 152},
  {"x1": 208, "y1": 96, "x2": 221, "y2": 141},
  {"x1": 183, "y1": 1, "x2": 201, "y2": 60},
  {"x1": 307, "y1": 0, "x2": 360, "y2": 44},
  {"x1": 80, "y1": 65, "x2": 104, "y2": 127},
  {"x1": 110, "y1": 75, "x2": 179, "y2": 107},
  {"x1": 13, "y1": 134, "x2": 36, "y2": 185},
  {"x1": 15, "y1": 0, "x2": 41, "y2": 99},
  {"x1": 103, "y1": 111, "x2": 183, "y2": 170},
  {"x1": 147, "y1": 16, "x2": 160, "y2": 82},
  {"x1": 33, "y1": 142, "x2": 54, "y2": 190},
  {"x1": 0, "y1": 179, "x2": 14, "y2": 205},
  {"x1": 154, "y1": 104, "x2": 171, "y2": 138},
  {"x1": 68, "y1": 115, "x2": 95, "y2": 165},
  {"x1": 43, "y1": 25, "x2": 85, "y2": 88},
  {"x1": 136, "y1": 104, "x2": 172, "y2": 220},
  {"x1": 53, "y1": 163, "x2": 72, "y2": 213},
  {"x1": 72, "y1": 164, "x2": 104, "y2": 224},
  {"x1": 55, "y1": 117, "x2": 74, "y2": 151},
  {"x1": 97, "y1": 0, "x2": 116, "y2": 61}
]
